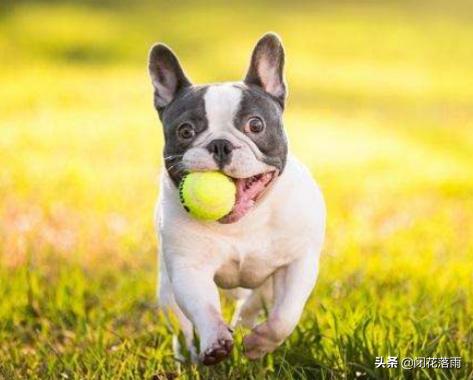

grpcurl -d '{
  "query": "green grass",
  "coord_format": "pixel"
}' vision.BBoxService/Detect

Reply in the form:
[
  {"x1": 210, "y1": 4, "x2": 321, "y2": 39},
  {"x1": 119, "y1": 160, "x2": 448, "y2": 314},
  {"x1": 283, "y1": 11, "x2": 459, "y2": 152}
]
[{"x1": 1, "y1": 0, "x2": 473, "y2": 378}]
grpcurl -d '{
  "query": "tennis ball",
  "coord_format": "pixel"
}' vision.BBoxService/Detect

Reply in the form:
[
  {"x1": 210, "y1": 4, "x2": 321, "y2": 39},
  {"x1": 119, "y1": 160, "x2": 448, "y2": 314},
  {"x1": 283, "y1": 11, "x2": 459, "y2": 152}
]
[{"x1": 179, "y1": 171, "x2": 236, "y2": 221}]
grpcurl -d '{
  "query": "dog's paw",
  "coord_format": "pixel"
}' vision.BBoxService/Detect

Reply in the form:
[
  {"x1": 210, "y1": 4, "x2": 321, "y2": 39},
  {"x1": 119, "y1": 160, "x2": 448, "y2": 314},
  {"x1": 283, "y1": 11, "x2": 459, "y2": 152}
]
[
  {"x1": 201, "y1": 337, "x2": 233, "y2": 365},
  {"x1": 243, "y1": 318, "x2": 290, "y2": 360},
  {"x1": 200, "y1": 325, "x2": 233, "y2": 365}
]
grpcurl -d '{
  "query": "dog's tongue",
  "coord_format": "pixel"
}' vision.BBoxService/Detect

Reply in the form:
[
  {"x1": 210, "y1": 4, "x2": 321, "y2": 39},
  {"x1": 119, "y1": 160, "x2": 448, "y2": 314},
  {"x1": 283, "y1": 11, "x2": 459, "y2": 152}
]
[{"x1": 220, "y1": 172, "x2": 273, "y2": 224}]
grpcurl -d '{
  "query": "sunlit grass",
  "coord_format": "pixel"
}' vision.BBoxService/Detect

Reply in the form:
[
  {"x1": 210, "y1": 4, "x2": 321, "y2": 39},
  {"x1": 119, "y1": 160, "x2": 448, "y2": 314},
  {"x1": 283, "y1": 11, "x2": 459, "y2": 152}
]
[{"x1": 1, "y1": 1, "x2": 472, "y2": 378}]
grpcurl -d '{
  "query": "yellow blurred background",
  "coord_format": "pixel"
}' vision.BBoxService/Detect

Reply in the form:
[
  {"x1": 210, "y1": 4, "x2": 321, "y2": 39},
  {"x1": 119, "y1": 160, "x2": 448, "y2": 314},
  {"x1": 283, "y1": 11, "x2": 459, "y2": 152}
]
[{"x1": 0, "y1": 0, "x2": 472, "y2": 377}]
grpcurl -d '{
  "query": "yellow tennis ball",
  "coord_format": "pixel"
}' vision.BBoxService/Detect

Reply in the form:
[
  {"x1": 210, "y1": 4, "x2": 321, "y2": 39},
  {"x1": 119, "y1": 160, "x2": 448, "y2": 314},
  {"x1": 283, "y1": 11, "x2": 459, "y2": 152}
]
[{"x1": 179, "y1": 171, "x2": 236, "y2": 221}]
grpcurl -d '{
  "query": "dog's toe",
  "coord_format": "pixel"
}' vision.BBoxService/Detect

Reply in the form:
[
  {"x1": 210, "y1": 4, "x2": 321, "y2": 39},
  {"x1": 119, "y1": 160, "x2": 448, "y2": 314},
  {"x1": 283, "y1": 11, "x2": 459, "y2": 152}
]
[{"x1": 201, "y1": 338, "x2": 233, "y2": 365}]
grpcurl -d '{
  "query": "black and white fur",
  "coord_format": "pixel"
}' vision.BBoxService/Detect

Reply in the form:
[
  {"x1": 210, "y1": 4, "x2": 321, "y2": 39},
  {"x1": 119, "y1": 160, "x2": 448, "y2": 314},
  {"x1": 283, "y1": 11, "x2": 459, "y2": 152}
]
[{"x1": 149, "y1": 33, "x2": 325, "y2": 365}]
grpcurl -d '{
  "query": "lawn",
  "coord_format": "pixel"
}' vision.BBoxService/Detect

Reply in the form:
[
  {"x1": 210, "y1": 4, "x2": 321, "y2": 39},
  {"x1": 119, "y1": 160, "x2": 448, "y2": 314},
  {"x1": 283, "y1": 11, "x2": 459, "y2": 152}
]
[{"x1": 0, "y1": 1, "x2": 472, "y2": 379}]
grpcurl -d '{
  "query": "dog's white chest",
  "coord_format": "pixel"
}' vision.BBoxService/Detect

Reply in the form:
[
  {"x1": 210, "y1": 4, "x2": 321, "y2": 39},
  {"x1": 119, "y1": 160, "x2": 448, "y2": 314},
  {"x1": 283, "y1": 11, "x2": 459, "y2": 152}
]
[{"x1": 213, "y1": 230, "x2": 297, "y2": 289}]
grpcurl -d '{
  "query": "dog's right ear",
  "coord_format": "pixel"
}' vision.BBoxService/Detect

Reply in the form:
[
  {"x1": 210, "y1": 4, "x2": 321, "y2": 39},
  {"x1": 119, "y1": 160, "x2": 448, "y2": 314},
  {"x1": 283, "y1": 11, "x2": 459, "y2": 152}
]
[
  {"x1": 244, "y1": 33, "x2": 286, "y2": 108},
  {"x1": 148, "y1": 44, "x2": 192, "y2": 110}
]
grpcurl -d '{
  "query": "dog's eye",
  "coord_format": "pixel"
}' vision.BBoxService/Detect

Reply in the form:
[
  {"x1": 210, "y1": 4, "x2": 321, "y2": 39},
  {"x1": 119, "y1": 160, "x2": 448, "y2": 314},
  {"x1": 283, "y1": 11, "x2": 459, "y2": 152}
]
[
  {"x1": 245, "y1": 117, "x2": 265, "y2": 134},
  {"x1": 177, "y1": 123, "x2": 195, "y2": 140}
]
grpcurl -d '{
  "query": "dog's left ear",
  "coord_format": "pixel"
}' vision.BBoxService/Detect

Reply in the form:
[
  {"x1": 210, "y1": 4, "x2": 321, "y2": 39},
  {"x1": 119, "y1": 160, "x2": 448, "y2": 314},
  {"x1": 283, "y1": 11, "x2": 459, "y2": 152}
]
[
  {"x1": 148, "y1": 43, "x2": 192, "y2": 110},
  {"x1": 244, "y1": 32, "x2": 286, "y2": 108}
]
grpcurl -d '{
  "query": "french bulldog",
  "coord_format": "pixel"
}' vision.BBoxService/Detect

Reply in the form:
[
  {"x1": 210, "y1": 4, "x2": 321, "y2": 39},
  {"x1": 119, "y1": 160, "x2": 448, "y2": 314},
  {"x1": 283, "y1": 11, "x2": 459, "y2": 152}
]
[{"x1": 148, "y1": 33, "x2": 325, "y2": 365}]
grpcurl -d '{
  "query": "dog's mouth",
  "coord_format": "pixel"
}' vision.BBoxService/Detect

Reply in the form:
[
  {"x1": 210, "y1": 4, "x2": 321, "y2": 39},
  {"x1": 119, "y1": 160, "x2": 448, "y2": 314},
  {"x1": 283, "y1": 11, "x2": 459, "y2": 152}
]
[{"x1": 219, "y1": 170, "x2": 277, "y2": 224}]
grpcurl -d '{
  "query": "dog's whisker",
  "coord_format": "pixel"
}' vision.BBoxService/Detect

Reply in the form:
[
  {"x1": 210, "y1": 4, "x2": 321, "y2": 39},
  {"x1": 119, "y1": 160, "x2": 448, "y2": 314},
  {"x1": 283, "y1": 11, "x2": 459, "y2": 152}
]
[
  {"x1": 166, "y1": 163, "x2": 180, "y2": 172},
  {"x1": 164, "y1": 154, "x2": 184, "y2": 161},
  {"x1": 166, "y1": 162, "x2": 185, "y2": 173}
]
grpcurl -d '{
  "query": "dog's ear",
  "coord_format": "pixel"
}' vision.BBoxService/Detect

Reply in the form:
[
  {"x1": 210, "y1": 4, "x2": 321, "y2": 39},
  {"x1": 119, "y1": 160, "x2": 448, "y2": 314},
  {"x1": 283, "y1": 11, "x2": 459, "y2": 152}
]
[
  {"x1": 148, "y1": 44, "x2": 192, "y2": 109},
  {"x1": 244, "y1": 33, "x2": 286, "y2": 108}
]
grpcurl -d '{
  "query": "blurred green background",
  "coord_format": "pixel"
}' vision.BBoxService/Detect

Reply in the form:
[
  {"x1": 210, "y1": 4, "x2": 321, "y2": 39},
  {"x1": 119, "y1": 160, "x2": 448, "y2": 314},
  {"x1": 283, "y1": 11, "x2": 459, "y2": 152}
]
[{"x1": 1, "y1": 0, "x2": 472, "y2": 378}]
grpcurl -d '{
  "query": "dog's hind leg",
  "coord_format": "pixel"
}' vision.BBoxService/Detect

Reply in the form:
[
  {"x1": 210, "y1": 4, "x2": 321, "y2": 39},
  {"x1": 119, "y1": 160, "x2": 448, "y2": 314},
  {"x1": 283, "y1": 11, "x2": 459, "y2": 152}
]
[
  {"x1": 158, "y1": 252, "x2": 198, "y2": 362},
  {"x1": 229, "y1": 280, "x2": 273, "y2": 329}
]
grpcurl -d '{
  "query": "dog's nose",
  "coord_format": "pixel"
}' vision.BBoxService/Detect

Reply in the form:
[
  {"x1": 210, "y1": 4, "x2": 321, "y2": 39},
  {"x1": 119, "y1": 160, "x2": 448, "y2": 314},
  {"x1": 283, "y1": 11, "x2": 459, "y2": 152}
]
[{"x1": 207, "y1": 139, "x2": 234, "y2": 167}]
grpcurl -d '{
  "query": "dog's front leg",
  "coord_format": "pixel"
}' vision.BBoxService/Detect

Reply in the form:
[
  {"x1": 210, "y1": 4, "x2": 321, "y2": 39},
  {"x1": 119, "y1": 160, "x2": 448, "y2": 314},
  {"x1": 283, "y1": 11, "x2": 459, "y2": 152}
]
[
  {"x1": 243, "y1": 248, "x2": 320, "y2": 359},
  {"x1": 170, "y1": 262, "x2": 233, "y2": 365}
]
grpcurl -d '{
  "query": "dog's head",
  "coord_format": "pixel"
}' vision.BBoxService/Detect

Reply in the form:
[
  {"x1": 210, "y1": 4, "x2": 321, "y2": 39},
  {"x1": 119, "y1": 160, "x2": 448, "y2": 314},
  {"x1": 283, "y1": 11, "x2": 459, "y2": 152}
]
[{"x1": 148, "y1": 33, "x2": 288, "y2": 223}]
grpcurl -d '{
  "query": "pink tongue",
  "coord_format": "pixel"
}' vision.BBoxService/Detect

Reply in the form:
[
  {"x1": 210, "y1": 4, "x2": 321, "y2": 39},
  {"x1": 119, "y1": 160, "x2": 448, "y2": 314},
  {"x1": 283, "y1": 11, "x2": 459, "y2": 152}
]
[
  {"x1": 230, "y1": 173, "x2": 272, "y2": 220},
  {"x1": 219, "y1": 172, "x2": 274, "y2": 223}
]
